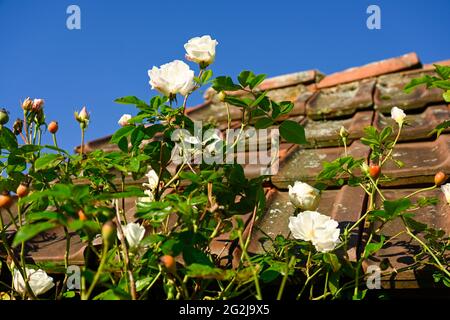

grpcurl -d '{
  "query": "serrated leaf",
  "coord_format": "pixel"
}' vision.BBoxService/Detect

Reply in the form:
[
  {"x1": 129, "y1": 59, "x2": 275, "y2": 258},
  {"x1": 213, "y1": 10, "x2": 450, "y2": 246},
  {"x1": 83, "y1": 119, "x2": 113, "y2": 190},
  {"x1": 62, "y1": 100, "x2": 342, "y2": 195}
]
[
  {"x1": 279, "y1": 120, "x2": 306, "y2": 144},
  {"x1": 34, "y1": 153, "x2": 63, "y2": 171},
  {"x1": 114, "y1": 96, "x2": 148, "y2": 108}
]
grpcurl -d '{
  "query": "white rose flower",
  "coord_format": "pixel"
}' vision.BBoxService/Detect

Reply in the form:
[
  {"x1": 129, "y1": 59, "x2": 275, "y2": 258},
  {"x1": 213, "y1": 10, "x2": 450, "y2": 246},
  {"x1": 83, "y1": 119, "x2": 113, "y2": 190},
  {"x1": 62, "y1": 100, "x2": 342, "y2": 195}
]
[
  {"x1": 13, "y1": 268, "x2": 54, "y2": 296},
  {"x1": 184, "y1": 35, "x2": 218, "y2": 67},
  {"x1": 137, "y1": 189, "x2": 155, "y2": 205},
  {"x1": 118, "y1": 114, "x2": 132, "y2": 127},
  {"x1": 441, "y1": 183, "x2": 450, "y2": 204},
  {"x1": 288, "y1": 181, "x2": 321, "y2": 211},
  {"x1": 148, "y1": 60, "x2": 195, "y2": 97},
  {"x1": 143, "y1": 168, "x2": 159, "y2": 191},
  {"x1": 288, "y1": 211, "x2": 340, "y2": 253},
  {"x1": 391, "y1": 107, "x2": 406, "y2": 126},
  {"x1": 122, "y1": 222, "x2": 146, "y2": 249}
]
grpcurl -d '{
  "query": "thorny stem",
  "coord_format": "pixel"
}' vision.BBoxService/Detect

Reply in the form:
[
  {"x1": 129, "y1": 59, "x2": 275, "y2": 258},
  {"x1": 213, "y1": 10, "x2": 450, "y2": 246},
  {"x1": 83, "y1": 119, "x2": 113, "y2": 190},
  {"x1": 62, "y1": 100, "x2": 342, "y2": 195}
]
[
  {"x1": 0, "y1": 210, "x2": 37, "y2": 300},
  {"x1": 403, "y1": 221, "x2": 450, "y2": 279},
  {"x1": 114, "y1": 200, "x2": 137, "y2": 300},
  {"x1": 82, "y1": 241, "x2": 109, "y2": 300},
  {"x1": 237, "y1": 230, "x2": 262, "y2": 300},
  {"x1": 380, "y1": 124, "x2": 402, "y2": 167},
  {"x1": 276, "y1": 255, "x2": 296, "y2": 300}
]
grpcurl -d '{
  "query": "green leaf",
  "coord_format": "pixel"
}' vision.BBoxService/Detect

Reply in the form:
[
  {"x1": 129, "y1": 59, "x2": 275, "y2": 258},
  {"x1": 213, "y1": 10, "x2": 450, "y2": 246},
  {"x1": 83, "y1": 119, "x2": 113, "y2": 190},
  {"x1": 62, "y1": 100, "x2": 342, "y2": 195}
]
[
  {"x1": 211, "y1": 76, "x2": 241, "y2": 92},
  {"x1": 432, "y1": 80, "x2": 450, "y2": 90},
  {"x1": 383, "y1": 198, "x2": 411, "y2": 219},
  {"x1": 403, "y1": 216, "x2": 427, "y2": 232},
  {"x1": 183, "y1": 247, "x2": 213, "y2": 267},
  {"x1": 0, "y1": 127, "x2": 18, "y2": 151},
  {"x1": 238, "y1": 71, "x2": 254, "y2": 87},
  {"x1": 201, "y1": 69, "x2": 213, "y2": 84},
  {"x1": 118, "y1": 136, "x2": 128, "y2": 153},
  {"x1": 186, "y1": 264, "x2": 232, "y2": 280},
  {"x1": 249, "y1": 91, "x2": 268, "y2": 108},
  {"x1": 249, "y1": 74, "x2": 266, "y2": 89},
  {"x1": 429, "y1": 120, "x2": 450, "y2": 138},
  {"x1": 279, "y1": 120, "x2": 306, "y2": 144},
  {"x1": 27, "y1": 211, "x2": 64, "y2": 223},
  {"x1": 443, "y1": 90, "x2": 450, "y2": 103},
  {"x1": 110, "y1": 126, "x2": 134, "y2": 144},
  {"x1": 12, "y1": 222, "x2": 57, "y2": 247},
  {"x1": 279, "y1": 101, "x2": 294, "y2": 115},
  {"x1": 403, "y1": 75, "x2": 434, "y2": 93},
  {"x1": 114, "y1": 96, "x2": 148, "y2": 108},
  {"x1": 34, "y1": 153, "x2": 63, "y2": 171},
  {"x1": 323, "y1": 253, "x2": 341, "y2": 272},
  {"x1": 434, "y1": 64, "x2": 450, "y2": 79},
  {"x1": 254, "y1": 117, "x2": 273, "y2": 129},
  {"x1": 223, "y1": 96, "x2": 248, "y2": 108},
  {"x1": 364, "y1": 235, "x2": 385, "y2": 258}
]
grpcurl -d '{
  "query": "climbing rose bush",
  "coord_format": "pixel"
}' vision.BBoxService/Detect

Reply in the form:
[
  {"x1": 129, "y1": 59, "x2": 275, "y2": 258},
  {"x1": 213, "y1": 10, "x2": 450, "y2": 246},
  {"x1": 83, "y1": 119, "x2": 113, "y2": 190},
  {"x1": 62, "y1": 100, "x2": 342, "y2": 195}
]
[{"x1": 0, "y1": 35, "x2": 449, "y2": 301}]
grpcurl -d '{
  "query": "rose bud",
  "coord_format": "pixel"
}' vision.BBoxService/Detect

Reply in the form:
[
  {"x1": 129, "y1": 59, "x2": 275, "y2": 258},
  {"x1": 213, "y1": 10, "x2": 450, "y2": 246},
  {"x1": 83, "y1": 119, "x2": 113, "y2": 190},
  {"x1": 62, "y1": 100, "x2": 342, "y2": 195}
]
[
  {"x1": 77, "y1": 209, "x2": 87, "y2": 221},
  {"x1": 74, "y1": 106, "x2": 90, "y2": 129},
  {"x1": 0, "y1": 192, "x2": 13, "y2": 209},
  {"x1": 13, "y1": 119, "x2": 23, "y2": 135},
  {"x1": 22, "y1": 97, "x2": 33, "y2": 111},
  {"x1": 369, "y1": 164, "x2": 381, "y2": 179},
  {"x1": 434, "y1": 171, "x2": 447, "y2": 186},
  {"x1": 16, "y1": 184, "x2": 29, "y2": 198},
  {"x1": 160, "y1": 255, "x2": 176, "y2": 274},
  {"x1": 0, "y1": 108, "x2": 9, "y2": 126},
  {"x1": 288, "y1": 181, "x2": 320, "y2": 211},
  {"x1": 32, "y1": 99, "x2": 44, "y2": 112},
  {"x1": 101, "y1": 221, "x2": 116, "y2": 246},
  {"x1": 117, "y1": 114, "x2": 132, "y2": 127},
  {"x1": 48, "y1": 121, "x2": 59, "y2": 134},
  {"x1": 339, "y1": 126, "x2": 349, "y2": 138},
  {"x1": 218, "y1": 91, "x2": 226, "y2": 102}
]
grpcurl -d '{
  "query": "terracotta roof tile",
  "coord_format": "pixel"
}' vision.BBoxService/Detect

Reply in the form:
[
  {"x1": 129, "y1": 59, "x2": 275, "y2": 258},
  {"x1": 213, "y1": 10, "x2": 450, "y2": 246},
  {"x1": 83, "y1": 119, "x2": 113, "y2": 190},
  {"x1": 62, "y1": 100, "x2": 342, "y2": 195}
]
[
  {"x1": 363, "y1": 188, "x2": 450, "y2": 288},
  {"x1": 374, "y1": 68, "x2": 446, "y2": 113},
  {"x1": 30, "y1": 53, "x2": 450, "y2": 287},
  {"x1": 317, "y1": 52, "x2": 420, "y2": 89},
  {"x1": 306, "y1": 79, "x2": 375, "y2": 119}
]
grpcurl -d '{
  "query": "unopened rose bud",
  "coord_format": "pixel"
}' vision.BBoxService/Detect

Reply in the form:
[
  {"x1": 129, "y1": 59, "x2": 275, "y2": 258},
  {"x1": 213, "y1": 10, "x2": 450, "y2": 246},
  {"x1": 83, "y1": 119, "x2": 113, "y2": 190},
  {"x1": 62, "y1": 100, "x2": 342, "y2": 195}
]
[
  {"x1": 218, "y1": 91, "x2": 226, "y2": 102},
  {"x1": 0, "y1": 191, "x2": 12, "y2": 209},
  {"x1": 101, "y1": 221, "x2": 116, "y2": 246},
  {"x1": 117, "y1": 114, "x2": 132, "y2": 127},
  {"x1": 48, "y1": 121, "x2": 58, "y2": 134},
  {"x1": 339, "y1": 126, "x2": 349, "y2": 138},
  {"x1": 22, "y1": 97, "x2": 33, "y2": 111},
  {"x1": 74, "y1": 106, "x2": 90, "y2": 129},
  {"x1": 0, "y1": 108, "x2": 9, "y2": 126},
  {"x1": 16, "y1": 184, "x2": 29, "y2": 198},
  {"x1": 13, "y1": 119, "x2": 23, "y2": 135},
  {"x1": 434, "y1": 171, "x2": 447, "y2": 186},
  {"x1": 32, "y1": 99, "x2": 44, "y2": 112},
  {"x1": 160, "y1": 255, "x2": 176, "y2": 274},
  {"x1": 361, "y1": 162, "x2": 369, "y2": 175}
]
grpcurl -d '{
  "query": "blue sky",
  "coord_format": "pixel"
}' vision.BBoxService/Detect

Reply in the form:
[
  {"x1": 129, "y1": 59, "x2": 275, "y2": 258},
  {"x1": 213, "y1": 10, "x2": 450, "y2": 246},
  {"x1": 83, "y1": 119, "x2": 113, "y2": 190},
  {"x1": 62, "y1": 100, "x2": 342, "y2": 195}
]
[{"x1": 1, "y1": 0, "x2": 449, "y2": 151}]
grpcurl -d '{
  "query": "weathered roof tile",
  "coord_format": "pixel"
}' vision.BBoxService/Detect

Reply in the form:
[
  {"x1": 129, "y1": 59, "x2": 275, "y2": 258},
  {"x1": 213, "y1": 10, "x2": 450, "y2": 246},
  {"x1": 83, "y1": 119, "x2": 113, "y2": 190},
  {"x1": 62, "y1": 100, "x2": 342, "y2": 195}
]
[
  {"x1": 317, "y1": 53, "x2": 420, "y2": 89},
  {"x1": 306, "y1": 79, "x2": 375, "y2": 120}
]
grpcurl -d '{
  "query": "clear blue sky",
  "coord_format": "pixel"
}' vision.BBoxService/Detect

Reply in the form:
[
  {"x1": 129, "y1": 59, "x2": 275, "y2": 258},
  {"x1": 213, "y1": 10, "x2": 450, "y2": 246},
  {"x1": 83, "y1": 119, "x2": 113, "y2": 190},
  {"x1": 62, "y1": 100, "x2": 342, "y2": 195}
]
[{"x1": 1, "y1": 0, "x2": 449, "y2": 151}]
